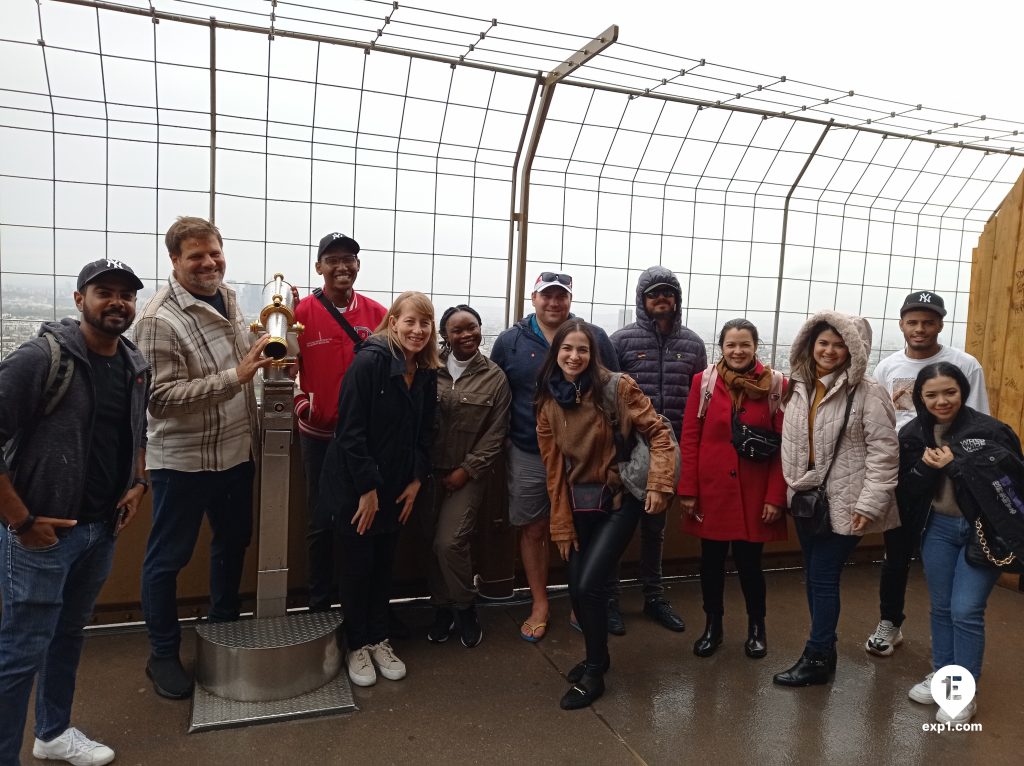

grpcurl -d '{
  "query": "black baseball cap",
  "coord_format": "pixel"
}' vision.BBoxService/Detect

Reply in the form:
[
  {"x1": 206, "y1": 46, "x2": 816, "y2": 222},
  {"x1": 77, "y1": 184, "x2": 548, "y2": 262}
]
[
  {"x1": 77, "y1": 259, "x2": 144, "y2": 292},
  {"x1": 317, "y1": 232, "x2": 361, "y2": 260},
  {"x1": 900, "y1": 290, "x2": 946, "y2": 318}
]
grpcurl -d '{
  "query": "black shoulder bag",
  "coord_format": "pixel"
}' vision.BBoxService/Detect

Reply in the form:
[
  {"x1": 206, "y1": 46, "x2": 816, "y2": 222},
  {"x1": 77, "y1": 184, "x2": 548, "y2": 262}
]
[
  {"x1": 789, "y1": 389, "x2": 855, "y2": 538},
  {"x1": 313, "y1": 287, "x2": 364, "y2": 347}
]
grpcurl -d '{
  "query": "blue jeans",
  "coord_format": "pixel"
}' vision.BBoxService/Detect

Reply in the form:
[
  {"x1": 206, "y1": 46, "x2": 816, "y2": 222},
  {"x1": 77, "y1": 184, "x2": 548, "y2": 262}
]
[
  {"x1": 0, "y1": 522, "x2": 115, "y2": 766},
  {"x1": 919, "y1": 512, "x2": 1000, "y2": 679},
  {"x1": 142, "y1": 461, "x2": 254, "y2": 658},
  {"x1": 796, "y1": 527, "x2": 860, "y2": 654}
]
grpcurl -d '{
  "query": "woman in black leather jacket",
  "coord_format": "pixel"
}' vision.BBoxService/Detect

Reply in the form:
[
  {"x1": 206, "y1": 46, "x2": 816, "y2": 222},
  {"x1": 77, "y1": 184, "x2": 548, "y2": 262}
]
[{"x1": 897, "y1": 362, "x2": 1022, "y2": 726}]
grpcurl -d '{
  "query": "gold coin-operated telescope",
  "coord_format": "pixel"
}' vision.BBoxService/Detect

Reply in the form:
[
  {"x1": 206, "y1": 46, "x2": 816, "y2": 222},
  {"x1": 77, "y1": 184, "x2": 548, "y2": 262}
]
[{"x1": 250, "y1": 272, "x2": 304, "y2": 361}]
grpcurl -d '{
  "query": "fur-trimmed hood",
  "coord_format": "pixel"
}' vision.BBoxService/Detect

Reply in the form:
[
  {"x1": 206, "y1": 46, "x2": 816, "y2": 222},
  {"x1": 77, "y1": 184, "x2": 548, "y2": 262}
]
[{"x1": 789, "y1": 310, "x2": 873, "y2": 386}]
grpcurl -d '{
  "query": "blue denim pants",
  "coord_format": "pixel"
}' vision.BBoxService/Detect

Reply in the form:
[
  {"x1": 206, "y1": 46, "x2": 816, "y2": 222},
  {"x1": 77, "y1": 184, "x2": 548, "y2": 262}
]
[
  {"x1": 142, "y1": 461, "x2": 254, "y2": 658},
  {"x1": 796, "y1": 526, "x2": 860, "y2": 654},
  {"x1": 0, "y1": 522, "x2": 115, "y2": 766},
  {"x1": 920, "y1": 512, "x2": 1001, "y2": 679}
]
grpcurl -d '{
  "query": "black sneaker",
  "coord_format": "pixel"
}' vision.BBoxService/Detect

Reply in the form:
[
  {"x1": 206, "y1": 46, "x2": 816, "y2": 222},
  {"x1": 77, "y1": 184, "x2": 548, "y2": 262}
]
[
  {"x1": 606, "y1": 599, "x2": 626, "y2": 636},
  {"x1": 643, "y1": 598, "x2": 685, "y2": 632},
  {"x1": 456, "y1": 606, "x2": 483, "y2": 648},
  {"x1": 146, "y1": 655, "x2": 193, "y2": 699},
  {"x1": 427, "y1": 607, "x2": 455, "y2": 643}
]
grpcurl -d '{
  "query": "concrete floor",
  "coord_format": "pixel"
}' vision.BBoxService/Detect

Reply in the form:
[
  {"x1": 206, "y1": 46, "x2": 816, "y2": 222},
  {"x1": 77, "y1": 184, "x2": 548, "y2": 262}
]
[{"x1": 22, "y1": 563, "x2": 1023, "y2": 766}]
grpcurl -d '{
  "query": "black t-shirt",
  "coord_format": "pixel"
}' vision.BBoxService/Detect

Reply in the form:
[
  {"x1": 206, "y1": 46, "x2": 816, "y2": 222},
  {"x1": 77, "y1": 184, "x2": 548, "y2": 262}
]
[
  {"x1": 191, "y1": 289, "x2": 228, "y2": 319},
  {"x1": 79, "y1": 349, "x2": 132, "y2": 523}
]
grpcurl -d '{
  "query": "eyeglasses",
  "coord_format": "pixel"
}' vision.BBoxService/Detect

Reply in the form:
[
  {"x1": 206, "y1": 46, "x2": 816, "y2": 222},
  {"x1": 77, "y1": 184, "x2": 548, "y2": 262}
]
[
  {"x1": 320, "y1": 254, "x2": 358, "y2": 267},
  {"x1": 645, "y1": 288, "x2": 675, "y2": 299},
  {"x1": 538, "y1": 272, "x2": 572, "y2": 287}
]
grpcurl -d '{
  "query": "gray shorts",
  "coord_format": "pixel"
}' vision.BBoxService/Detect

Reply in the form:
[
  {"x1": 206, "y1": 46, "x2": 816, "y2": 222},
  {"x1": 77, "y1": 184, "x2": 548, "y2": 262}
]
[{"x1": 506, "y1": 443, "x2": 551, "y2": 527}]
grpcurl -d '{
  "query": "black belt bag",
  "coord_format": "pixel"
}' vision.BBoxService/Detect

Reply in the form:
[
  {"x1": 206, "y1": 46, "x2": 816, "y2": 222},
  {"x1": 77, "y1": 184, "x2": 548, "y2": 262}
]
[
  {"x1": 568, "y1": 483, "x2": 614, "y2": 514},
  {"x1": 731, "y1": 410, "x2": 781, "y2": 463}
]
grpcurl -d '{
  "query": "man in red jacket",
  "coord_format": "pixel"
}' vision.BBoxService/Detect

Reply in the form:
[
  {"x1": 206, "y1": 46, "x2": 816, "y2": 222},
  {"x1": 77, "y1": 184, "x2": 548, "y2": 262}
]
[{"x1": 294, "y1": 232, "x2": 387, "y2": 611}]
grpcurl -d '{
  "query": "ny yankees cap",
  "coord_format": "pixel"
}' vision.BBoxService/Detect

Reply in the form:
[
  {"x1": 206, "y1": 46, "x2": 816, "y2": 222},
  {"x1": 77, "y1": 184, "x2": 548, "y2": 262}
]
[
  {"x1": 900, "y1": 289, "x2": 946, "y2": 317},
  {"x1": 77, "y1": 259, "x2": 144, "y2": 292},
  {"x1": 317, "y1": 232, "x2": 361, "y2": 260}
]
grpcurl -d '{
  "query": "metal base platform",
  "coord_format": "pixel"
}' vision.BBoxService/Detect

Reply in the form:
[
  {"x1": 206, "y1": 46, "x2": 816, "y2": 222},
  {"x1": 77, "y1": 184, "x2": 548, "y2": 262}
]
[{"x1": 188, "y1": 612, "x2": 356, "y2": 732}]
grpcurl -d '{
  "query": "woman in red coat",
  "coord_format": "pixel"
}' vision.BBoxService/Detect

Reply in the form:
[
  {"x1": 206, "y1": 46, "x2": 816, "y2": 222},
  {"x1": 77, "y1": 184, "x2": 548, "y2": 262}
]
[{"x1": 678, "y1": 318, "x2": 788, "y2": 659}]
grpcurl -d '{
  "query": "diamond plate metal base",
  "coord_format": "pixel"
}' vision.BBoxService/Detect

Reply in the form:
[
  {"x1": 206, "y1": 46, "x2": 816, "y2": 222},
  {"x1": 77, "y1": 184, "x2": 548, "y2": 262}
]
[{"x1": 189, "y1": 667, "x2": 356, "y2": 733}]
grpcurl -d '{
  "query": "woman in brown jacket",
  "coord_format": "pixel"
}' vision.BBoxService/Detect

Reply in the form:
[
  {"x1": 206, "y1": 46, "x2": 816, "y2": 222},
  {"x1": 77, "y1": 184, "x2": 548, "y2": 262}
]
[
  {"x1": 420, "y1": 305, "x2": 510, "y2": 649},
  {"x1": 536, "y1": 319, "x2": 676, "y2": 710}
]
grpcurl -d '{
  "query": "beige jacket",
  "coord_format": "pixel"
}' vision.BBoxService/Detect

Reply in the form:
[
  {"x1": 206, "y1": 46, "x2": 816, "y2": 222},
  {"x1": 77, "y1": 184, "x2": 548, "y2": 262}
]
[{"x1": 781, "y1": 311, "x2": 899, "y2": 536}]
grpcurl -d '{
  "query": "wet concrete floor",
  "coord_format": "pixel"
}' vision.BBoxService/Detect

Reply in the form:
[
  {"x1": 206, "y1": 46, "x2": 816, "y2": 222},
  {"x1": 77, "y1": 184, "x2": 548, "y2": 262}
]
[{"x1": 21, "y1": 563, "x2": 1023, "y2": 765}]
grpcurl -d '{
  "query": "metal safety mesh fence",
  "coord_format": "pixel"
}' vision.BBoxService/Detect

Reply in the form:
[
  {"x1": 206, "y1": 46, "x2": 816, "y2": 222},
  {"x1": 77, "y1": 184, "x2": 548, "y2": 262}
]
[{"x1": 2, "y1": 0, "x2": 1022, "y2": 368}]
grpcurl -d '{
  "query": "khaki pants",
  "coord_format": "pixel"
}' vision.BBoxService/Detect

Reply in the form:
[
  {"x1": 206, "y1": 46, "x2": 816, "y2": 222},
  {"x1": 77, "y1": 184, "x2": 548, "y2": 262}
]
[{"x1": 417, "y1": 474, "x2": 487, "y2": 608}]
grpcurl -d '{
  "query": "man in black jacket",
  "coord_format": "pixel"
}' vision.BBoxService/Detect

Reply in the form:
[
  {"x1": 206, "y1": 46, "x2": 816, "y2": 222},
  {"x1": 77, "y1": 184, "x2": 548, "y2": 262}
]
[
  {"x1": 0, "y1": 260, "x2": 150, "y2": 766},
  {"x1": 609, "y1": 265, "x2": 707, "y2": 633}
]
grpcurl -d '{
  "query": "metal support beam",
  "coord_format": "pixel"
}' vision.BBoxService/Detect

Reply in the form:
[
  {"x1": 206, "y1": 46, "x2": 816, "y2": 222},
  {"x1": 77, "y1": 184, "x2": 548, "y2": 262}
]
[
  {"x1": 504, "y1": 78, "x2": 541, "y2": 326},
  {"x1": 512, "y1": 26, "x2": 619, "y2": 320},
  {"x1": 209, "y1": 17, "x2": 217, "y2": 222},
  {"x1": 770, "y1": 121, "x2": 834, "y2": 368}
]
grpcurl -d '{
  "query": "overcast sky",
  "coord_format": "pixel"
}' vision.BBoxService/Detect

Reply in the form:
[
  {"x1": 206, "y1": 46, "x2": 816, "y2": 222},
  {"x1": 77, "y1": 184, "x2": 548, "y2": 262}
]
[{"x1": 438, "y1": 0, "x2": 1021, "y2": 120}]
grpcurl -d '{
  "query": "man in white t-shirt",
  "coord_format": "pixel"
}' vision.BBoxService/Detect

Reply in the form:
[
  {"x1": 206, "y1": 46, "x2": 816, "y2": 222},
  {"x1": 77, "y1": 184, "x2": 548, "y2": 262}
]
[{"x1": 864, "y1": 289, "x2": 989, "y2": 658}]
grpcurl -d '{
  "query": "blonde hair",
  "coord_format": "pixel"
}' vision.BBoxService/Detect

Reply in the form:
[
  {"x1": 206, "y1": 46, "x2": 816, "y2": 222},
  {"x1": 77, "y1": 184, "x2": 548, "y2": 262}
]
[{"x1": 374, "y1": 291, "x2": 441, "y2": 369}]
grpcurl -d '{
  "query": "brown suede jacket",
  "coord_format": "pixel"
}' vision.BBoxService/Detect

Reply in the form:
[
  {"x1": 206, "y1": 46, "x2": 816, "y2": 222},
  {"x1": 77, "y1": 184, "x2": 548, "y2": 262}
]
[{"x1": 537, "y1": 373, "x2": 676, "y2": 543}]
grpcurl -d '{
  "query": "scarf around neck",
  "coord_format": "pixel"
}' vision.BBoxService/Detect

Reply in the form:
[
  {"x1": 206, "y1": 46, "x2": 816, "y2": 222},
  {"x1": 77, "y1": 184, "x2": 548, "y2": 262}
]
[
  {"x1": 716, "y1": 358, "x2": 772, "y2": 408},
  {"x1": 548, "y1": 368, "x2": 593, "y2": 409}
]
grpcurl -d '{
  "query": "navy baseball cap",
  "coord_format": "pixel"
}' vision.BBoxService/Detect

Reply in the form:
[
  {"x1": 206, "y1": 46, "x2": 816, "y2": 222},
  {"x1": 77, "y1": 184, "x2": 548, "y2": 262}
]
[{"x1": 77, "y1": 259, "x2": 144, "y2": 292}]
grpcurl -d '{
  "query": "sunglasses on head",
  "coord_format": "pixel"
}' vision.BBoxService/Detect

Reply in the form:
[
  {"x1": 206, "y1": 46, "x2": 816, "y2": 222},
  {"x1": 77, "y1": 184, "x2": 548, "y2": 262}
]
[
  {"x1": 645, "y1": 287, "x2": 675, "y2": 299},
  {"x1": 539, "y1": 272, "x2": 572, "y2": 287}
]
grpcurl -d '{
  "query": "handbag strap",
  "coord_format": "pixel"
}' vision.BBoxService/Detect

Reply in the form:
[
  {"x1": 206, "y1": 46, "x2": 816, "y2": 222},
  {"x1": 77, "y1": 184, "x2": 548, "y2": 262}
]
[
  {"x1": 818, "y1": 388, "x2": 855, "y2": 487},
  {"x1": 600, "y1": 373, "x2": 631, "y2": 463},
  {"x1": 313, "y1": 287, "x2": 363, "y2": 346}
]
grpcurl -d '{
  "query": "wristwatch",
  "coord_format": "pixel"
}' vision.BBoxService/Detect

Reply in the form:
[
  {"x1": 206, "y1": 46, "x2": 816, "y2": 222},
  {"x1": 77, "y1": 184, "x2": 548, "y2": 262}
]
[
  {"x1": 7, "y1": 514, "x2": 36, "y2": 536},
  {"x1": 132, "y1": 477, "x2": 150, "y2": 495}
]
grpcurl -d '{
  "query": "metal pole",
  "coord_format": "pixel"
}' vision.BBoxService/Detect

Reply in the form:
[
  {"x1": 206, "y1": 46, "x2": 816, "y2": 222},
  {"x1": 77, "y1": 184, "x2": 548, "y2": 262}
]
[
  {"x1": 504, "y1": 78, "x2": 541, "y2": 326},
  {"x1": 209, "y1": 17, "x2": 216, "y2": 222},
  {"x1": 770, "y1": 121, "x2": 833, "y2": 368}
]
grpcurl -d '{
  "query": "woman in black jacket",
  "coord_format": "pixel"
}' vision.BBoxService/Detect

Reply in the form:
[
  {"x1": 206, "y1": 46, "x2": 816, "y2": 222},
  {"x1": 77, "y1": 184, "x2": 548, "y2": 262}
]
[
  {"x1": 316, "y1": 291, "x2": 439, "y2": 689},
  {"x1": 898, "y1": 362, "x2": 1022, "y2": 725}
]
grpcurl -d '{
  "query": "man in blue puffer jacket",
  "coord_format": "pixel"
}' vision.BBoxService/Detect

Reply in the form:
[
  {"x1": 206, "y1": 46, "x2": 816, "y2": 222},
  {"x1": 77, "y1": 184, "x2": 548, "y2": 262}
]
[{"x1": 609, "y1": 265, "x2": 707, "y2": 633}]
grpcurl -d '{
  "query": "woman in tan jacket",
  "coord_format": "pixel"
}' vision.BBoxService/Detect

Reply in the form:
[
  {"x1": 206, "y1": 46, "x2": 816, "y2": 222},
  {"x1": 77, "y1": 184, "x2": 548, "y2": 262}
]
[
  {"x1": 773, "y1": 311, "x2": 899, "y2": 687},
  {"x1": 536, "y1": 319, "x2": 676, "y2": 710}
]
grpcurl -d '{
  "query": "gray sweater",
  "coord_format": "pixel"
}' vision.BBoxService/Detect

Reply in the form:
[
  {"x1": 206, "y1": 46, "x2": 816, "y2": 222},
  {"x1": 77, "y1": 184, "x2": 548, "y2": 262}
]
[{"x1": 0, "y1": 319, "x2": 150, "y2": 520}]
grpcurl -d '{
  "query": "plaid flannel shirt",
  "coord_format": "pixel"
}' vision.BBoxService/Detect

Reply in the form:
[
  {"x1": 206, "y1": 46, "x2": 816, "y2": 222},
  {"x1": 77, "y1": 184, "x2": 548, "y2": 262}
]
[{"x1": 134, "y1": 275, "x2": 259, "y2": 472}]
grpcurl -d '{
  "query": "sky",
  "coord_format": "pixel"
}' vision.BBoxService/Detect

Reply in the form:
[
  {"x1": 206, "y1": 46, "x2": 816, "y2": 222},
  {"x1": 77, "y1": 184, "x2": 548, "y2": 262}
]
[{"x1": 437, "y1": 0, "x2": 1022, "y2": 120}]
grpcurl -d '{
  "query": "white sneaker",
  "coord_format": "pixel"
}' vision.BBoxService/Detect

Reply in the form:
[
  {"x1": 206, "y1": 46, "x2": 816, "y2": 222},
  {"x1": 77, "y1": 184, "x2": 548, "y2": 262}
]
[
  {"x1": 369, "y1": 639, "x2": 407, "y2": 681},
  {"x1": 347, "y1": 646, "x2": 377, "y2": 687},
  {"x1": 865, "y1": 619, "x2": 904, "y2": 656},
  {"x1": 908, "y1": 672, "x2": 936, "y2": 704},
  {"x1": 937, "y1": 699, "x2": 977, "y2": 725},
  {"x1": 32, "y1": 727, "x2": 115, "y2": 766}
]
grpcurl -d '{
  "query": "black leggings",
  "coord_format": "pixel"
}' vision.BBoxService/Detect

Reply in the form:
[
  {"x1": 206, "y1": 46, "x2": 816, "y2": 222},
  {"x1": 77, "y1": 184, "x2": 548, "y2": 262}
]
[
  {"x1": 699, "y1": 539, "x2": 766, "y2": 619},
  {"x1": 336, "y1": 530, "x2": 400, "y2": 649},
  {"x1": 568, "y1": 495, "x2": 643, "y2": 671}
]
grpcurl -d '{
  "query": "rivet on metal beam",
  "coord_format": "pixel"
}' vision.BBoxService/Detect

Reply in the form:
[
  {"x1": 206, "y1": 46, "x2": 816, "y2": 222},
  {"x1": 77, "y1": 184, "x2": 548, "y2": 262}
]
[
  {"x1": 780, "y1": 75, "x2": 786, "y2": 82},
  {"x1": 848, "y1": 90, "x2": 854, "y2": 96},
  {"x1": 491, "y1": 19, "x2": 497, "y2": 26},
  {"x1": 916, "y1": 104, "x2": 922, "y2": 110},
  {"x1": 890, "y1": 111, "x2": 895, "y2": 118},
  {"x1": 980, "y1": 115, "x2": 986, "y2": 120},
  {"x1": 953, "y1": 123, "x2": 958, "y2": 128},
  {"x1": 824, "y1": 98, "x2": 830, "y2": 104},
  {"x1": 757, "y1": 85, "x2": 763, "y2": 91}
]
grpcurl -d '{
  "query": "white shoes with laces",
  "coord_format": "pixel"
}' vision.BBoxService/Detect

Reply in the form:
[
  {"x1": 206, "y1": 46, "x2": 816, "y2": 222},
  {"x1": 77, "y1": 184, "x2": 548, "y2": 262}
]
[
  {"x1": 347, "y1": 646, "x2": 377, "y2": 687},
  {"x1": 865, "y1": 619, "x2": 904, "y2": 656},
  {"x1": 908, "y1": 671, "x2": 935, "y2": 704},
  {"x1": 32, "y1": 727, "x2": 115, "y2": 766},
  {"x1": 369, "y1": 639, "x2": 407, "y2": 681}
]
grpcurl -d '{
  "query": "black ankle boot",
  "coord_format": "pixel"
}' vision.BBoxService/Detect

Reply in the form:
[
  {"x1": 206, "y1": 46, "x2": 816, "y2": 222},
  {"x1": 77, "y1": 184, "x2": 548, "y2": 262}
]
[
  {"x1": 744, "y1": 619, "x2": 767, "y2": 659},
  {"x1": 560, "y1": 671, "x2": 605, "y2": 710},
  {"x1": 772, "y1": 650, "x2": 833, "y2": 687},
  {"x1": 566, "y1": 656, "x2": 611, "y2": 684},
  {"x1": 692, "y1": 614, "x2": 724, "y2": 658}
]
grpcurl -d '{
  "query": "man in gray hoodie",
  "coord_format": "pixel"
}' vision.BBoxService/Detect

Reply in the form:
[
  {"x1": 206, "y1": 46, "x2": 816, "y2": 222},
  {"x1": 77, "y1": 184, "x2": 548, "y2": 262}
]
[
  {"x1": 0, "y1": 259, "x2": 150, "y2": 766},
  {"x1": 609, "y1": 266, "x2": 707, "y2": 633}
]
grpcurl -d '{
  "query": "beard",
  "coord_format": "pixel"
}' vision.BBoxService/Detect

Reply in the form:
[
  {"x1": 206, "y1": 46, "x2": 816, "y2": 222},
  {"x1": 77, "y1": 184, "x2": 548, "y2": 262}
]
[{"x1": 83, "y1": 307, "x2": 134, "y2": 338}]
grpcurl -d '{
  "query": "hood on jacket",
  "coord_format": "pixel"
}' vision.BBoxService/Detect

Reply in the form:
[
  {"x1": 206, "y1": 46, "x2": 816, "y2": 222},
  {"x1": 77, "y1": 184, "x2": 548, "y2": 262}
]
[
  {"x1": 789, "y1": 310, "x2": 873, "y2": 387},
  {"x1": 38, "y1": 317, "x2": 147, "y2": 370},
  {"x1": 635, "y1": 266, "x2": 682, "y2": 331}
]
